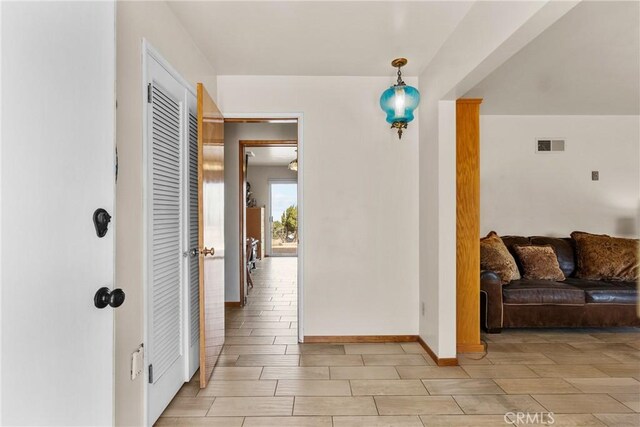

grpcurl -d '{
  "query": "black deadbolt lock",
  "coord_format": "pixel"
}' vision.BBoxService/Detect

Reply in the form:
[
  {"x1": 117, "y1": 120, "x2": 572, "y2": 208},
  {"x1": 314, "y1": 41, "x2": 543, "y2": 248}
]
[
  {"x1": 94, "y1": 287, "x2": 125, "y2": 309},
  {"x1": 93, "y1": 208, "x2": 111, "y2": 238}
]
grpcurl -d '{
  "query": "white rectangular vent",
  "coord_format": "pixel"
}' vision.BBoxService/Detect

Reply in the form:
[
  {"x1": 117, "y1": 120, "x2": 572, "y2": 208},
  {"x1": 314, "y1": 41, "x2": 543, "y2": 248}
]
[{"x1": 536, "y1": 138, "x2": 565, "y2": 153}]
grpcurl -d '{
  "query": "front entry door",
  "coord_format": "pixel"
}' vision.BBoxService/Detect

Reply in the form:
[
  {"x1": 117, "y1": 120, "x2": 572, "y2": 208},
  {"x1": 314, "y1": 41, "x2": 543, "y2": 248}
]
[
  {"x1": 197, "y1": 83, "x2": 225, "y2": 387},
  {"x1": 1, "y1": 1, "x2": 116, "y2": 425}
]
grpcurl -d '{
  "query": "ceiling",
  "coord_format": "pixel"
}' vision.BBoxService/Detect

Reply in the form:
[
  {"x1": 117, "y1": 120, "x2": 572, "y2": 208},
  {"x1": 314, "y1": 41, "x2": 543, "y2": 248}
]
[
  {"x1": 465, "y1": 1, "x2": 640, "y2": 115},
  {"x1": 167, "y1": 1, "x2": 473, "y2": 76},
  {"x1": 248, "y1": 146, "x2": 297, "y2": 167}
]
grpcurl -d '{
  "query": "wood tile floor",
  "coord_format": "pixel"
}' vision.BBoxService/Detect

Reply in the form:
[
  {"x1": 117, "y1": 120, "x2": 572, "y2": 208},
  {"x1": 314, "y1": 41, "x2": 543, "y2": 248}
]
[{"x1": 158, "y1": 257, "x2": 640, "y2": 426}]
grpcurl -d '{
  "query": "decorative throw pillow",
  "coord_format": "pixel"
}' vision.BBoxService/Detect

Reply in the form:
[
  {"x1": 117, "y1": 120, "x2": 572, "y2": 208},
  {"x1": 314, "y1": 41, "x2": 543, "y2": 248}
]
[
  {"x1": 480, "y1": 231, "x2": 521, "y2": 284},
  {"x1": 513, "y1": 245, "x2": 565, "y2": 281},
  {"x1": 571, "y1": 231, "x2": 639, "y2": 281}
]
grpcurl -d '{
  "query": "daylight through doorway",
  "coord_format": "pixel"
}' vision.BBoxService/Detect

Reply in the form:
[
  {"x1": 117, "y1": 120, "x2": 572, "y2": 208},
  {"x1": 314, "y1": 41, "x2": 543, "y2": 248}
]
[{"x1": 269, "y1": 181, "x2": 298, "y2": 257}]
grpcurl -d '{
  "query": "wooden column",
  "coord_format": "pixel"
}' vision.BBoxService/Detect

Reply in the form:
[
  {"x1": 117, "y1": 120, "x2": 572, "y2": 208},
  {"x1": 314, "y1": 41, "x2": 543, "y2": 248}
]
[{"x1": 456, "y1": 98, "x2": 484, "y2": 353}]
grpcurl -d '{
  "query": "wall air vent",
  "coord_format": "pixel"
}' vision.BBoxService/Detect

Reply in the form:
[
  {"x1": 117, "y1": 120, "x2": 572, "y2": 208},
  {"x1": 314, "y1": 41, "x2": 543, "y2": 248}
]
[{"x1": 536, "y1": 138, "x2": 565, "y2": 153}]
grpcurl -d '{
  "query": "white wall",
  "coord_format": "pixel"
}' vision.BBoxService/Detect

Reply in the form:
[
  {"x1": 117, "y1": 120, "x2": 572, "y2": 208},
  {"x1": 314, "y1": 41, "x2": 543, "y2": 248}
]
[
  {"x1": 246, "y1": 165, "x2": 298, "y2": 254},
  {"x1": 417, "y1": 1, "x2": 576, "y2": 358},
  {"x1": 218, "y1": 76, "x2": 420, "y2": 335},
  {"x1": 115, "y1": 2, "x2": 216, "y2": 425},
  {"x1": 481, "y1": 115, "x2": 640, "y2": 238},
  {"x1": 224, "y1": 123, "x2": 298, "y2": 301}
]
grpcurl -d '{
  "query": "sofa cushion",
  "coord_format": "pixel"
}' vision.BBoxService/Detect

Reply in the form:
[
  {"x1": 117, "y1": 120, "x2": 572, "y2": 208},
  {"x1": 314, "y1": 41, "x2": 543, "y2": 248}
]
[
  {"x1": 530, "y1": 236, "x2": 575, "y2": 277},
  {"x1": 563, "y1": 278, "x2": 638, "y2": 305},
  {"x1": 502, "y1": 280, "x2": 585, "y2": 305},
  {"x1": 571, "y1": 231, "x2": 639, "y2": 281},
  {"x1": 481, "y1": 232, "x2": 521, "y2": 284},
  {"x1": 501, "y1": 236, "x2": 532, "y2": 272},
  {"x1": 513, "y1": 245, "x2": 566, "y2": 281}
]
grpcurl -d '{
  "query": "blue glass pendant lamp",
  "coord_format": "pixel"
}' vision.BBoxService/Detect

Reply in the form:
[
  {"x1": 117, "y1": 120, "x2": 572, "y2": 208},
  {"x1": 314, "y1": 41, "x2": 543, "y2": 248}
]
[{"x1": 380, "y1": 58, "x2": 420, "y2": 139}]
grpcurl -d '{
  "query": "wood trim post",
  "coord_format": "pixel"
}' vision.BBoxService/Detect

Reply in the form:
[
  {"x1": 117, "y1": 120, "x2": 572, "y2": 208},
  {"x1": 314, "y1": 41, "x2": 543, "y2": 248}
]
[{"x1": 456, "y1": 99, "x2": 484, "y2": 353}]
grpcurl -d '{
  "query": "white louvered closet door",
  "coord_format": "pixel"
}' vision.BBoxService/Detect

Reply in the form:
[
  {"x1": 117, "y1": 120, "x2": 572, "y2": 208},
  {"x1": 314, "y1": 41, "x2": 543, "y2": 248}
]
[
  {"x1": 147, "y1": 54, "x2": 189, "y2": 425},
  {"x1": 187, "y1": 93, "x2": 200, "y2": 378}
]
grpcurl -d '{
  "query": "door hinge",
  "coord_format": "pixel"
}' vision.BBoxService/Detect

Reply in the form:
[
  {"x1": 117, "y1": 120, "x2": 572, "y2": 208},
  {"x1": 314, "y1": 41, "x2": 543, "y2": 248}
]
[
  {"x1": 148, "y1": 364, "x2": 153, "y2": 384},
  {"x1": 147, "y1": 83, "x2": 152, "y2": 104}
]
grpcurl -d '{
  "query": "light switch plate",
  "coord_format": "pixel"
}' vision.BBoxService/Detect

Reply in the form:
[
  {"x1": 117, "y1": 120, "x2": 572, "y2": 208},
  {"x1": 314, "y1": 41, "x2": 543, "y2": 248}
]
[{"x1": 131, "y1": 344, "x2": 144, "y2": 380}]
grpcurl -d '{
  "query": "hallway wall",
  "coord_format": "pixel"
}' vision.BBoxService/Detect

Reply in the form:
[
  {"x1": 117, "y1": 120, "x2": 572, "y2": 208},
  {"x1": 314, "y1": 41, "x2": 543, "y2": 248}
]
[
  {"x1": 218, "y1": 76, "x2": 420, "y2": 336},
  {"x1": 115, "y1": 2, "x2": 217, "y2": 425}
]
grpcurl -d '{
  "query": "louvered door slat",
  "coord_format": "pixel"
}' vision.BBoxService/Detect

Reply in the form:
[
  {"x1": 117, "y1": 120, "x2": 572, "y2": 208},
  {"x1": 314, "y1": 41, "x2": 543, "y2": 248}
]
[{"x1": 150, "y1": 82, "x2": 182, "y2": 384}]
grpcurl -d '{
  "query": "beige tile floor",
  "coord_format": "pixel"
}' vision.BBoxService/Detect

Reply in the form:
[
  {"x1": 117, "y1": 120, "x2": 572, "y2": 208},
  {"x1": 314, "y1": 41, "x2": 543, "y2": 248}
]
[{"x1": 158, "y1": 257, "x2": 640, "y2": 426}]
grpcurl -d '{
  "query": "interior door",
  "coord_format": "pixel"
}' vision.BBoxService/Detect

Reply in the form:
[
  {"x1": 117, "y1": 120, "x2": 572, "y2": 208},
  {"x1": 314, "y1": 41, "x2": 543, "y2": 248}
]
[
  {"x1": 146, "y1": 55, "x2": 188, "y2": 424},
  {"x1": 197, "y1": 83, "x2": 225, "y2": 387},
  {"x1": 1, "y1": 1, "x2": 116, "y2": 425}
]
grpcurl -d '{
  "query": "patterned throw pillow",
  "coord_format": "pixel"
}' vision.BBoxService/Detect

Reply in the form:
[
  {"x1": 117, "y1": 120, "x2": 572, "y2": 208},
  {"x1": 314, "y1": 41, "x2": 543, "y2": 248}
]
[
  {"x1": 513, "y1": 245, "x2": 565, "y2": 281},
  {"x1": 480, "y1": 231, "x2": 521, "y2": 284},
  {"x1": 571, "y1": 231, "x2": 639, "y2": 281}
]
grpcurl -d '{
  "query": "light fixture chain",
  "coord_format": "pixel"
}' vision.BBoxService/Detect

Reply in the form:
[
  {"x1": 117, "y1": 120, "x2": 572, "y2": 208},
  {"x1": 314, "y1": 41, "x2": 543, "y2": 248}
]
[{"x1": 396, "y1": 67, "x2": 404, "y2": 86}]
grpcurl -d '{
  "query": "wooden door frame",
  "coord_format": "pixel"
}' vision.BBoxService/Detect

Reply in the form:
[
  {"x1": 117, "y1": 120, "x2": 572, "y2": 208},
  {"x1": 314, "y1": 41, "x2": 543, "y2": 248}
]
[{"x1": 238, "y1": 138, "x2": 298, "y2": 307}]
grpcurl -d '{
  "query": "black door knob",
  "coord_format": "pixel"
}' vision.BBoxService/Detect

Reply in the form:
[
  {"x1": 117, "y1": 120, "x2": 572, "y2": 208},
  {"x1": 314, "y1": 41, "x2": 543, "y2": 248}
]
[{"x1": 94, "y1": 287, "x2": 126, "y2": 309}]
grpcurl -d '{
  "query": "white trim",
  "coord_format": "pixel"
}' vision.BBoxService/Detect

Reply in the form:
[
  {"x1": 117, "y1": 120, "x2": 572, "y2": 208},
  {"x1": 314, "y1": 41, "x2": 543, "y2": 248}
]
[
  {"x1": 141, "y1": 39, "x2": 150, "y2": 427},
  {"x1": 0, "y1": 3, "x2": 4, "y2": 418},
  {"x1": 267, "y1": 178, "x2": 298, "y2": 258},
  {"x1": 143, "y1": 40, "x2": 195, "y2": 97},
  {"x1": 224, "y1": 112, "x2": 305, "y2": 343}
]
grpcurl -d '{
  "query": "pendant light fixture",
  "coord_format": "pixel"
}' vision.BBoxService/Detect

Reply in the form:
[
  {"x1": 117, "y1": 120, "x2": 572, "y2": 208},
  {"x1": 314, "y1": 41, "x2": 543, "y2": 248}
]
[
  {"x1": 379, "y1": 58, "x2": 420, "y2": 139},
  {"x1": 288, "y1": 149, "x2": 298, "y2": 172}
]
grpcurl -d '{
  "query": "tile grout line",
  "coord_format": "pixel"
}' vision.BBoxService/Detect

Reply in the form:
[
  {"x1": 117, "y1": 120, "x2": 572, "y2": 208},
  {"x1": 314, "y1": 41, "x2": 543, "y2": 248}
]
[
  {"x1": 450, "y1": 394, "x2": 468, "y2": 415},
  {"x1": 528, "y1": 393, "x2": 553, "y2": 413},
  {"x1": 606, "y1": 391, "x2": 638, "y2": 411}
]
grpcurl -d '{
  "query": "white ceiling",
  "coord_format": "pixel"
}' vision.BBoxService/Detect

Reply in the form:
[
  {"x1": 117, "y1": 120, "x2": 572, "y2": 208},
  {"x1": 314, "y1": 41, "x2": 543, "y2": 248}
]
[
  {"x1": 167, "y1": 1, "x2": 473, "y2": 76},
  {"x1": 465, "y1": 1, "x2": 640, "y2": 115},
  {"x1": 248, "y1": 146, "x2": 297, "y2": 166}
]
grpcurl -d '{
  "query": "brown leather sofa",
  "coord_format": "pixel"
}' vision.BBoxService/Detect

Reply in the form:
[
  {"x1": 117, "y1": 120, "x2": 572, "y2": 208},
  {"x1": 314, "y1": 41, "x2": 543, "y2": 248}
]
[{"x1": 481, "y1": 236, "x2": 640, "y2": 333}]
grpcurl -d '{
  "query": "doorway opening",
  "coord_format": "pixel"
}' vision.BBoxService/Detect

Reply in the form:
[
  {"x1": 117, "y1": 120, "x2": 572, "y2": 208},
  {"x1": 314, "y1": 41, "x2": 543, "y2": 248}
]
[
  {"x1": 226, "y1": 116, "x2": 303, "y2": 343},
  {"x1": 239, "y1": 138, "x2": 298, "y2": 304}
]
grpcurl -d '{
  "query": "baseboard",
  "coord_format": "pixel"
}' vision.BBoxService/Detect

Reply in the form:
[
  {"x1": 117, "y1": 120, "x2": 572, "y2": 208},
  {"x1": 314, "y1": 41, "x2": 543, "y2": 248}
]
[
  {"x1": 417, "y1": 336, "x2": 459, "y2": 366},
  {"x1": 303, "y1": 335, "x2": 457, "y2": 366},
  {"x1": 457, "y1": 343, "x2": 486, "y2": 353},
  {"x1": 304, "y1": 335, "x2": 417, "y2": 343},
  {"x1": 225, "y1": 301, "x2": 242, "y2": 307}
]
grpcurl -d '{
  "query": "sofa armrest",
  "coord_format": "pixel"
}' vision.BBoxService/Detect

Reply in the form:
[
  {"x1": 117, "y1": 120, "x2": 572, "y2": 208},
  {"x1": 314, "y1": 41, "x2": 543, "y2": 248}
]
[{"x1": 480, "y1": 270, "x2": 503, "y2": 333}]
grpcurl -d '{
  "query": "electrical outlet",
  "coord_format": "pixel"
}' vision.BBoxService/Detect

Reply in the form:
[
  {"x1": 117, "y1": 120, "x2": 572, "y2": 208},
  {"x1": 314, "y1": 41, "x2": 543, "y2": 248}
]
[
  {"x1": 131, "y1": 344, "x2": 144, "y2": 380},
  {"x1": 421, "y1": 301, "x2": 425, "y2": 316},
  {"x1": 592, "y1": 171, "x2": 599, "y2": 181}
]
